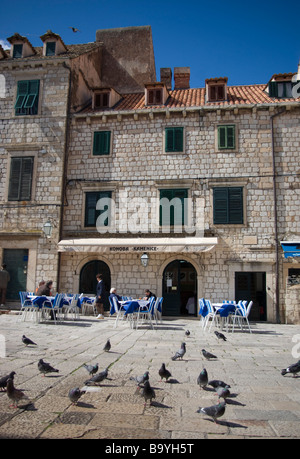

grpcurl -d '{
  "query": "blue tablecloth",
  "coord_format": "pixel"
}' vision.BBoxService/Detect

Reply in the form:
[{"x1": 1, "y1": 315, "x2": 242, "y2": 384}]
[{"x1": 216, "y1": 303, "x2": 236, "y2": 317}]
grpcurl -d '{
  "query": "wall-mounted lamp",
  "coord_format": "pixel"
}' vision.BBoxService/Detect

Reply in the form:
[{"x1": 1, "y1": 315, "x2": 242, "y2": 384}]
[
  {"x1": 43, "y1": 220, "x2": 53, "y2": 238},
  {"x1": 141, "y1": 252, "x2": 149, "y2": 267}
]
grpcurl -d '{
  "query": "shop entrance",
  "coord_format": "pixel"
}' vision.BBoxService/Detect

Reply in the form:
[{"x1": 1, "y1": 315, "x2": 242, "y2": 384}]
[
  {"x1": 235, "y1": 271, "x2": 267, "y2": 321},
  {"x1": 79, "y1": 260, "x2": 111, "y2": 311},
  {"x1": 162, "y1": 260, "x2": 197, "y2": 316},
  {"x1": 3, "y1": 249, "x2": 28, "y2": 301}
]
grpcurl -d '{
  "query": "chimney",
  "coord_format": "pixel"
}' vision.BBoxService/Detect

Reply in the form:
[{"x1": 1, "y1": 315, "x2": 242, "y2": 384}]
[
  {"x1": 160, "y1": 68, "x2": 172, "y2": 90},
  {"x1": 174, "y1": 67, "x2": 190, "y2": 89}
]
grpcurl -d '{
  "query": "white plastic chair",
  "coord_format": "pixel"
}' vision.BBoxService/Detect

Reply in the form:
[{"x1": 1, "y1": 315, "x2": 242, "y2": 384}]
[
  {"x1": 112, "y1": 296, "x2": 127, "y2": 328},
  {"x1": 153, "y1": 297, "x2": 163, "y2": 324},
  {"x1": 63, "y1": 293, "x2": 80, "y2": 320},
  {"x1": 81, "y1": 296, "x2": 97, "y2": 315},
  {"x1": 135, "y1": 297, "x2": 155, "y2": 330},
  {"x1": 41, "y1": 293, "x2": 64, "y2": 324},
  {"x1": 18, "y1": 292, "x2": 38, "y2": 322},
  {"x1": 230, "y1": 301, "x2": 253, "y2": 333}
]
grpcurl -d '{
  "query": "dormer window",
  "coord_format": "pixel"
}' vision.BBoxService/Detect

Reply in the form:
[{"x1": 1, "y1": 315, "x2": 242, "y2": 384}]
[
  {"x1": 45, "y1": 41, "x2": 56, "y2": 56},
  {"x1": 268, "y1": 74, "x2": 297, "y2": 98},
  {"x1": 145, "y1": 83, "x2": 169, "y2": 106},
  {"x1": 95, "y1": 92, "x2": 109, "y2": 108},
  {"x1": 92, "y1": 88, "x2": 122, "y2": 110},
  {"x1": 13, "y1": 44, "x2": 23, "y2": 58},
  {"x1": 206, "y1": 77, "x2": 228, "y2": 102}
]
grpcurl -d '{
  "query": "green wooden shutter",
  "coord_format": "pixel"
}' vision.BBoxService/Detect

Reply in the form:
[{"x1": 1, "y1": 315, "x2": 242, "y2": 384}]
[
  {"x1": 218, "y1": 126, "x2": 226, "y2": 149},
  {"x1": 93, "y1": 131, "x2": 111, "y2": 155},
  {"x1": 213, "y1": 187, "x2": 243, "y2": 224},
  {"x1": 228, "y1": 187, "x2": 243, "y2": 224},
  {"x1": 213, "y1": 187, "x2": 229, "y2": 224},
  {"x1": 15, "y1": 81, "x2": 29, "y2": 111},
  {"x1": 15, "y1": 80, "x2": 39, "y2": 115},
  {"x1": 269, "y1": 82, "x2": 278, "y2": 98},
  {"x1": 85, "y1": 191, "x2": 112, "y2": 227},
  {"x1": 165, "y1": 128, "x2": 184, "y2": 152},
  {"x1": 226, "y1": 126, "x2": 235, "y2": 149},
  {"x1": 8, "y1": 157, "x2": 33, "y2": 201},
  {"x1": 160, "y1": 188, "x2": 188, "y2": 226},
  {"x1": 218, "y1": 125, "x2": 235, "y2": 149}
]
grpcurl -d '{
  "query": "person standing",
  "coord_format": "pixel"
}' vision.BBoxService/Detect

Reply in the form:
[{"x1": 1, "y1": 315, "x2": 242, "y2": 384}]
[
  {"x1": 95, "y1": 273, "x2": 106, "y2": 319},
  {"x1": 0, "y1": 264, "x2": 10, "y2": 307}
]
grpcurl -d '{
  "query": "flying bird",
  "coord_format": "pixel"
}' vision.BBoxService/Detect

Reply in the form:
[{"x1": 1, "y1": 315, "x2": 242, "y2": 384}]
[
  {"x1": 214, "y1": 331, "x2": 227, "y2": 342},
  {"x1": 38, "y1": 359, "x2": 59, "y2": 376},
  {"x1": 202, "y1": 349, "x2": 217, "y2": 360},
  {"x1": 22, "y1": 335, "x2": 37, "y2": 346},
  {"x1": 103, "y1": 339, "x2": 111, "y2": 352},
  {"x1": 158, "y1": 363, "x2": 172, "y2": 382},
  {"x1": 0, "y1": 371, "x2": 16, "y2": 391},
  {"x1": 197, "y1": 401, "x2": 226, "y2": 423},
  {"x1": 6, "y1": 378, "x2": 30, "y2": 408},
  {"x1": 68, "y1": 387, "x2": 86, "y2": 405},
  {"x1": 142, "y1": 380, "x2": 155, "y2": 406},
  {"x1": 69, "y1": 27, "x2": 80, "y2": 33},
  {"x1": 281, "y1": 360, "x2": 300, "y2": 377},
  {"x1": 197, "y1": 368, "x2": 208, "y2": 389},
  {"x1": 83, "y1": 363, "x2": 99, "y2": 376},
  {"x1": 171, "y1": 342, "x2": 186, "y2": 360}
]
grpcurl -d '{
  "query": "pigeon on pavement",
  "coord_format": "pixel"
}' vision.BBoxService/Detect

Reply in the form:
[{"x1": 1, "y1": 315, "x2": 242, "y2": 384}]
[
  {"x1": 103, "y1": 339, "x2": 111, "y2": 352},
  {"x1": 171, "y1": 342, "x2": 186, "y2": 360},
  {"x1": 68, "y1": 387, "x2": 86, "y2": 405},
  {"x1": 208, "y1": 379, "x2": 231, "y2": 389},
  {"x1": 216, "y1": 385, "x2": 231, "y2": 401},
  {"x1": 197, "y1": 401, "x2": 226, "y2": 423},
  {"x1": 6, "y1": 378, "x2": 29, "y2": 408},
  {"x1": 197, "y1": 368, "x2": 208, "y2": 389},
  {"x1": 0, "y1": 371, "x2": 16, "y2": 391},
  {"x1": 185, "y1": 330, "x2": 190, "y2": 337},
  {"x1": 281, "y1": 360, "x2": 300, "y2": 377},
  {"x1": 85, "y1": 367, "x2": 108, "y2": 385},
  {"x1": 142, "y1": 380, "x2": 155, "y2": 406},
  {"x1": 202, "y1": 349, "x2": 217, "y2": 360},
  {"x1": 159, "y1": 363, "x2": 172, "y2": 382},
  {"x1": 214, "y1": 331, "x2": 227, "y2": 342},
  {"x1": 130, "y1": 371, "x2": 149, "y2": 387},
  {"x1": 83, "y1": 363, "x2": 99, "y2": 376},
  {"x1": 38, "y1": 359, "x2": 59, "y2": 376},
  {"x1": 22, "y1": 335, "x2": 37, "y2": 346}
]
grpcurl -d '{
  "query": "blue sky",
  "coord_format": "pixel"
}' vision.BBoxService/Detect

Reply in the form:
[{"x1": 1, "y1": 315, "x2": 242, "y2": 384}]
[{"x1": 1, "y1": 0, "x2": 299, "y2": 88}]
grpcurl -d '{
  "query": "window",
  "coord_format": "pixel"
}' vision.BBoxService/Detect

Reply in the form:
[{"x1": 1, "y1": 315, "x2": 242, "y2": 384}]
[
  {"x1": 159, "y1": 188, "x2": 188, "y2": 227},
  {"x1": 213, "y1": 187, "x2": 243, "y2": 224},
  {"x1": 15, "y1": 80, "x2": 40, "y2": 116},
  {"x1": 94, "y1": 92, "x2": 109, "y2": 108},
  {"x1": 93, "y1": 131, "x2": 111, "y2": 156},
  {"x1": 165, "y1": 127, "x2": 184, "y2": 153},
  {"x1": 148, "y1": 88, "x2": 162, "y2": 105},
  {"x1": 208, "y1": 84, "x2": 225, "y2": 101},
  {"x1": 8, "y1": 157, "x2": 34, "y2": 201},
  {"x1": 85, "y1": 191, "x2": 112, "y2": 227},
  {"x1": 269, "y1": 81, "x2": 296, "y2": 98},
  {"x1": 218, "y1": 125, "x2": 235, "y2": 150},
  {"x1": 45, "y1": 42, "x2": 56, "y2": 56},
  {"x1": 13, "y1": 44, "x2": 23, "y2": 58}
]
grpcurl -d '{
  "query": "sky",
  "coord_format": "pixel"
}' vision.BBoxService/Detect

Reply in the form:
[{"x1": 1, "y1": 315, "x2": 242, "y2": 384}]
[{"x1": 1, "y1": 0, "x2": 299, "y2": 88}]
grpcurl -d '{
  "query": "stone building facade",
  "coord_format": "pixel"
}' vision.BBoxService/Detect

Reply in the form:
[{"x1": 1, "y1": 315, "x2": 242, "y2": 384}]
[{"x1": 0, "y1": 26, "x2": 299, "y2": 322}]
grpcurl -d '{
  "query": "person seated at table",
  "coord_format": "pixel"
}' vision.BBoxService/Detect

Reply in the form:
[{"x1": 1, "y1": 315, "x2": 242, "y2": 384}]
[
  {"x1": 143, "y1": 289, "x2": 156, "y2": 301},
  {"x1": 109, "y1": 287, "x2": 122, "y2": 303},
  {"x1": 35, "y1": 280, "x2": 45, "y2": 294},
  {"x1": 36, "y1": 280, "x2": 53, "y2": 297}
]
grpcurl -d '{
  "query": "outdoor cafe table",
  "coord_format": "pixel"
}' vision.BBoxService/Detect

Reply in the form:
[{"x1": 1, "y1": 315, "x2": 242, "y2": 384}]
[{"x1": 110, "y1": 299, "x2": 153, "y2": 328}]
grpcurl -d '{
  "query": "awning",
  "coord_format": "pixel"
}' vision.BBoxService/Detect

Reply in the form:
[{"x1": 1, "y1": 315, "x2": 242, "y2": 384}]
[
  {"x1": 280, "y1": 241, "x2": 300, "y2": 258},
  {"x1": 58, "y1": 237, "x2": 218, "y2": 254}
]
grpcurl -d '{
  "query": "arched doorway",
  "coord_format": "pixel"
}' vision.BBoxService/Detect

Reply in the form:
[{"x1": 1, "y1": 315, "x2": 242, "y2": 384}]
[
  {"x1": 162, "y1": 260, "x2": 197, "y2": 316},
  {"x1": 79, "y1": 260, "x2": 111, "y2": 311}
]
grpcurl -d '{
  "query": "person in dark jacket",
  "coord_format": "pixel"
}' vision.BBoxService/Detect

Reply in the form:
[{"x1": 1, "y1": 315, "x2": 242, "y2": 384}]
[{"x1": 95, "y1": 274, "x2": 106, "y2": 319}]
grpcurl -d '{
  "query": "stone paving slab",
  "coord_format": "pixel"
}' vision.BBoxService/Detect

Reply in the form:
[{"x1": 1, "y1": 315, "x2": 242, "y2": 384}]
[{"x1": 0, "y1": 312, "x2": 299, "y2": 440}]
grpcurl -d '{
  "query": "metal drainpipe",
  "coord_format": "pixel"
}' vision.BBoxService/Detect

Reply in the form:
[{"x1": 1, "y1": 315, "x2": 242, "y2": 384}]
[{"x1": 270, "y1": 107, "x2": 286, "y2": 324}]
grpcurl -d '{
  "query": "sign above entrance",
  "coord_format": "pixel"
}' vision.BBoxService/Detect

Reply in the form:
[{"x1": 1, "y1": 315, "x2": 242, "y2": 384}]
[{"x1": 58, "y1": 237, "x2": 218, "y2": 253}]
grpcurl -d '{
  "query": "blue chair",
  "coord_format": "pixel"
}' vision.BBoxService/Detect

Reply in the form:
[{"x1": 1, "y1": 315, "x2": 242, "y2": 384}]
[
  {"x1": 18, "y1": 292, "x2": 35, "y2": 322},
  {"x1": 63, "y1": 293, "x2": 80, "y2": 320},
  {"x1": 230, "y1": 301, "x2": 253, "y2": 333},
  {"x1": 153, "y1": 297, "x2": 163, "y2": 324},
  {"x1": 41, "y1": 293, "x2": 64, "y2": 324}
]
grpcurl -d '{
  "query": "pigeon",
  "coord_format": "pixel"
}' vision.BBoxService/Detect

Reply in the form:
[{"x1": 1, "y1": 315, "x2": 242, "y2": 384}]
[
  {"x1": 197, "y1": 401, "x2": 226, "y2": 423},
  {"x1": 85, "y1": 367, "x2": 108, "y2": 385},
  {"x1": 185, "y1": 330, "x2": 190, "y2": 337},
  {"x1": 202, "y1": 349, "x2": 217, "y2": 360},
  {"x1": 158, "y1": 363, "x2": 172, "y2": 382},
  {"x1": 83, "y1": 363, "x2": 99, "y2": 376},
  {"x1": 208, "y1": 379, "x2": 231, "y2": 389},
  {"x1": 69, "y1": 27, "x2": 80, "y2": 33},
  {"x1": 171, "y1": 342, "x2": 186, "y2": 360},
  {"x1": 0, "y1": 371, "x2": 16, "y2": 391},
  {"x1": 214, "y1": 331, "x2": 227, "y2": 342},
  {"x1": 130, "y1": 371, "x2": 149, "y2": 387},
  {"x1": 281, "y1": 360, "x2": 300, "y2": 378},
  {"x1": 216, "y1": 385, "x2": 231, "y2": 401},
  {"x1": 103, "y1": 339, "x2": 111, "y2": 352},
  {"x1": 38, "y1": 359, "x2": 59, "y2": 376},
  {"x1": 197, "y1": 368, "x2": 208, "y2": 389},
  {"x1": 6, "y1": 378, "x2": 29, "y2": 408},
  {"x1": 68, "y1": 387, "x2": 86, "y2": 405},
  {"x1": 22, "y1": 335, "x2": 37, "y2": 346},
  {"x1": 142, "y1": 380, "x2": 155, "y2": 406}
]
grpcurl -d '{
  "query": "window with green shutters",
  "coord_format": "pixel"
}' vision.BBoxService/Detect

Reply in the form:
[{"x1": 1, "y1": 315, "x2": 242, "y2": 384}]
[
  {"x1": 159, "y1": 188, "x2": 188, "y2": 227},
  {"x1": 8, "y1": 157, "x2": 34, "y2": 201},
  {"x1": 93, "y1": 131, "x2": 111, "y2": 156},
  {"x1": 165, "y1": 127, "x2": 184, "y2": 153},
  {"x1": 85, "y1": 191, "x2": 112, "y2": 227},
  {"x1": 268, "y1": 81, "x2": 297, "y2": 98},
  {"x1": 218, "y1": 125, "x2": 236, "y2": 150},
  {"x1": 213, "y1": 187, "x2": 244, "y2": 224},
  {"x1": 15, "y1": 80, "x2": 40, "y2": 116}
]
